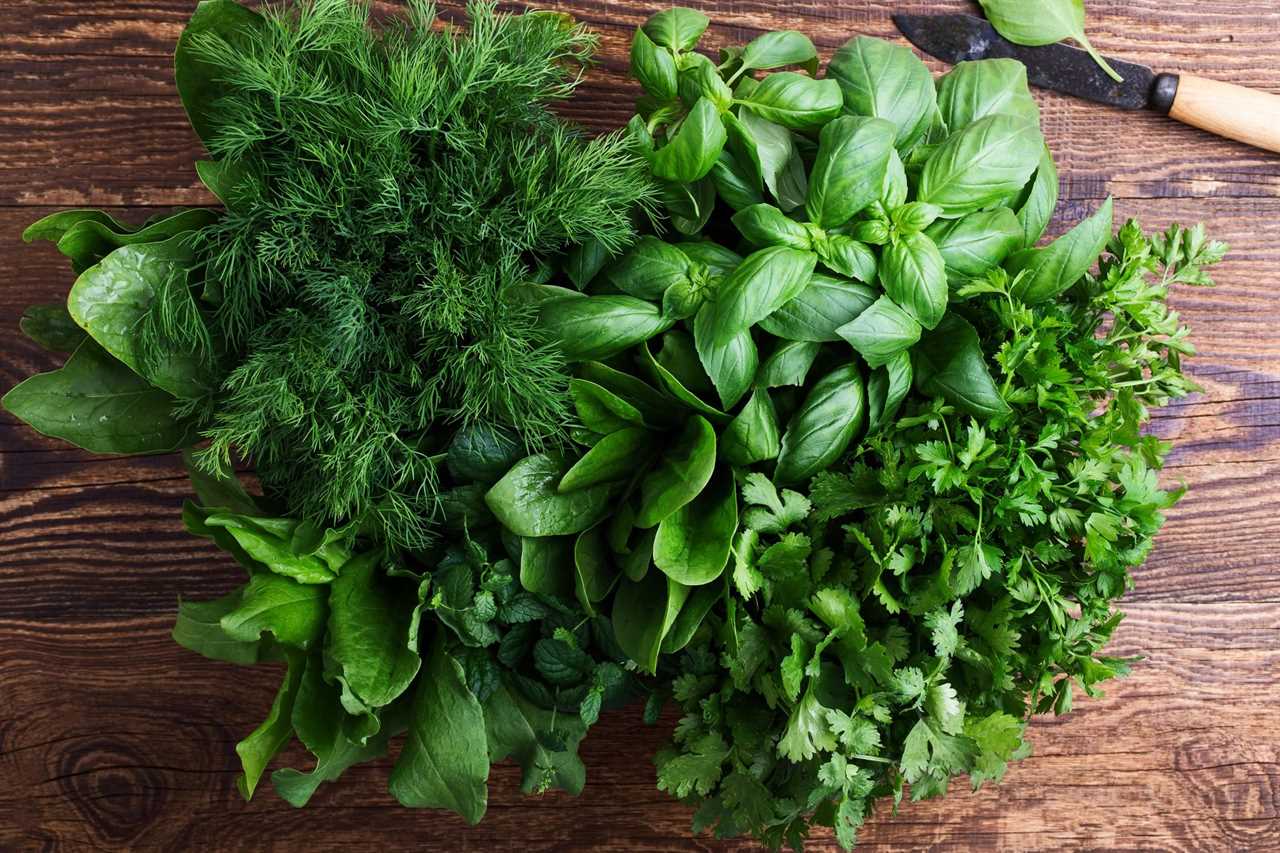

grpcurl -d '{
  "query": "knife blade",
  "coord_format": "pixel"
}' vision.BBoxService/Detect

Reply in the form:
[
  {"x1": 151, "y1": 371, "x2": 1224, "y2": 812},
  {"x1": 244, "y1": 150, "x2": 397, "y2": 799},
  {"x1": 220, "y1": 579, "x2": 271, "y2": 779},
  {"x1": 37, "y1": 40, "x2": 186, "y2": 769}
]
[{"x1": 892, "y1": 13, "x2": 1280, "y2": 154}]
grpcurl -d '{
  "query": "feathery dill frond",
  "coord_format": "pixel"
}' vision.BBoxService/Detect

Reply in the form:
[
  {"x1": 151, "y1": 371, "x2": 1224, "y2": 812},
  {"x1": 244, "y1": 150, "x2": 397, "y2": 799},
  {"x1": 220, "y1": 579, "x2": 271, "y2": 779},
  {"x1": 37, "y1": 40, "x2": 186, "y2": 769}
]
[{"x1": 168, "y1": 0, "x2": 653, "y2": 548}]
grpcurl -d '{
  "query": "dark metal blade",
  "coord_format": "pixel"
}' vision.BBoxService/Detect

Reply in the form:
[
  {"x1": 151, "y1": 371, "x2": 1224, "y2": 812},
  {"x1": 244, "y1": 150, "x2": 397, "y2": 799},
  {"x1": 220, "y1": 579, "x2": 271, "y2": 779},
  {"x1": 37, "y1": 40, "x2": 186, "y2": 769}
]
[{"x1": 893, "y1": 13, "x2": 1155, "y2": 111}]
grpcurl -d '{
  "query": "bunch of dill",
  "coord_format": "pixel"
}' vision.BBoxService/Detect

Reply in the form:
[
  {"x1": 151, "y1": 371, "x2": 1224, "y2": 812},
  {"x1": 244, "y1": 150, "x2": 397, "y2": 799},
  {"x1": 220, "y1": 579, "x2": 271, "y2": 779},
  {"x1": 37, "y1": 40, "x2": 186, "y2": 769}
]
[{"x1": 158, "y1": 0, "x2": 652, "y2": 548}]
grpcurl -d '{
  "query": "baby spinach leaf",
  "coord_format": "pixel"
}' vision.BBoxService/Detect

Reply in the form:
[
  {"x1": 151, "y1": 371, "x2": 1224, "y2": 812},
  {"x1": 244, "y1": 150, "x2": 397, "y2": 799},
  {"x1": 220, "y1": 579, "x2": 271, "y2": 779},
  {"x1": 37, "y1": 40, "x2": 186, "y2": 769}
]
[
  {"x1": 519, "y1": 536, "x2": 575, "y2": 598},
  {"x1": 836, "y1": 295, "x2": 923, "y2": 368},
  {"x1": 484, "y1": 677, "x2": 589, "y2": 795},
  {"x1": 446, "y1": 424, "x2": 523, "y2": 485},
  {"x1": 866, "y1": 350, "x2": 913, "y2": 433},
  {"x1": 2, "y1": 340, "x2": 193, "y2": 456},
  {"x1": 542, "y1": 294, "x2": 673, "y2": 362},
  {"x1": 918, "y1": 114, "x2": 1043, "y2": 218},
  {"x1": 388, "y1": 641, "x2": 489, "y2": 824},
  {"x1": 1015, "y1": 145, "x2": 1060, "y2": 249},
  {"x1": 978, "y1": 0, "x2": 1123, "y2": 83},
  {"x1": 636, "y1": 415, "x2": 718, "y2": 528},
  {"x1": 741, "y1": 72, "x2": 842, "y2": 130},
  {"x1": 913, "y1": 315, "x2": 1011, "y2": 417},
  {"x1": 612, "y1": 570, "x2": 691, "y2": 673},
  {"x1": 738, "y1": 31, "x2": 819, "y2": 77},
  {"x1": 559, "y1": 428, "x2": 655, "y2": 492},
  {"x1": 56, "y1": 209, "x2": 217, "y2": 272},
  {"x1": 23, "y1": 209, "x2": 133, "y2": 244},
  {"x1": 486, "y1": 454, "x2": 613, "y2": 537},
  {"x1": 577, "y1": 362, "x2": 683, "y2": 429},
  {"x1": 927, "y1": 208, "x2": 1024, "y2": 280},
  {"x1": 775, "y1": 364, "x2": 866, "y2": 485},
  {"x1": 806, "y1": 116, "x2": 896, "y2": 229},
  {"x1": 570, "y1": 379, "x2": 645, "y2": 434},
  {"x1": 221, "y1": 572, "x2": 328, "y2": 650},
  {"x1": 203, "y1": 514, "x2": 340, "y2": 583},
  {"x1": 660, "y1": 582, "x2": 722, "y2": 654},
  {"x1": 703, "y1": 246, "x2": 817, "y2": 345},
  {"x1": 1008, "y1": 197, "x2": 1114, "y2": 303},
  {"x1": 19, "y1": 304, "x2": 86, "y2": 353},
  {"x1": 574, "y1": 527, "x2": 619, "y2": 615},
  {"x1": 720, "y1": 388, "x2": 781, "y2": 467},
  {"x1": 642, "y1": 7, "x2": 710, "y2": 51},
  {"x1": 827, "y1": 37, "x2": 937, "y2": 151},
  {"x1": 175, "y1": 0, "x2": 267, "y2": 147},
  {"x1": 631, "y1": 27, "x2": 678, "y2": 101},
  {"x1": 642, "y1": 339, "x2": 731, "y2": 423},
  {"x1": 67, "y1": 240, "x2": 211, "y2": 399},
  {"x1": 759, "y1": 340, "x2": 820, "y2": 388},
  {"x1": 654, "y1": 469, "x2": 738, "y2": 586},
  {"x1": 326, "y1": 551, "x2": 422, "y2": 710},
  {"x1": 880, "y1": 232, "x2": 948, "y2": 330},
  {"x1": 652, "y1": 98, "x2": 728, "y2": 183},
  {"x1": 759, "y1": 273, "x2": 877, "y2": 343},
  {"x1": 936, "y1": 59, "x2": 1040, "y2": 132}
]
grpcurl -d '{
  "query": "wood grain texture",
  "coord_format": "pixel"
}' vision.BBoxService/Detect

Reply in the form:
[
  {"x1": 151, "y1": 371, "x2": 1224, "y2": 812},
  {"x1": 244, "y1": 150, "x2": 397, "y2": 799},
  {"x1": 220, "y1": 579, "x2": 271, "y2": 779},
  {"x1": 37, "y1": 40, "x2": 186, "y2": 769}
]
[{"x1": 1, "y1": 1, "x2": 1278, "y2": 850}]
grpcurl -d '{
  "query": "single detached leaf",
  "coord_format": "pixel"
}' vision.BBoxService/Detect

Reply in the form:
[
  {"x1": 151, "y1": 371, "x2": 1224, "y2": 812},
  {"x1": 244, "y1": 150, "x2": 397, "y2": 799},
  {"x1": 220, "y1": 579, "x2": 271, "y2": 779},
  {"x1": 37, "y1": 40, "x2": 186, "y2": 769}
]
[
  {"x1": 388, "y1": 641, "x2": 489, "y2": 824},
  {"x1": 978, "y1": 0, "x2": 1124, "y2": 83},
  {"x1": 654, "y1": 469, "x2": 738, "y2": 585},
  {"x1": 2, "y1": 340, "x2": 193, "y2": 456}
]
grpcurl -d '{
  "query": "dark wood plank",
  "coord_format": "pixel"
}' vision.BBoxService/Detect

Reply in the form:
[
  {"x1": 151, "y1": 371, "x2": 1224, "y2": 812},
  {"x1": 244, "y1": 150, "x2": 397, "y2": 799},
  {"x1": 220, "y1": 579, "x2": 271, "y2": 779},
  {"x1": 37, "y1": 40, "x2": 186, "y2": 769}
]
[{"x1": 1, "y1": 1, "x2": 1278, "y2": 850}]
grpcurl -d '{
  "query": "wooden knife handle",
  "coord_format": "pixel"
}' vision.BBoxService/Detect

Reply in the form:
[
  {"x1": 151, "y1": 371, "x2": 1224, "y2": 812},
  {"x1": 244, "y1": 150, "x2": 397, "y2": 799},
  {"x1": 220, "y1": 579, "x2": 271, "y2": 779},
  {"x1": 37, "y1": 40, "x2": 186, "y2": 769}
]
[{"x1": 1153, "y1": 73, "x2": 1280, "y2": 154}]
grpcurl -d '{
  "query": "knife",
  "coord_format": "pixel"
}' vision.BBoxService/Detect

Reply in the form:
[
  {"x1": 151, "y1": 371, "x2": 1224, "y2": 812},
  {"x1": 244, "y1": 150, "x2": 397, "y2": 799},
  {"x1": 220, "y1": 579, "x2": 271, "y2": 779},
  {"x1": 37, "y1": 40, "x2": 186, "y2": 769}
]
[{"x1": 894, "y1": 13, "x2": 1280, "y2": 154}]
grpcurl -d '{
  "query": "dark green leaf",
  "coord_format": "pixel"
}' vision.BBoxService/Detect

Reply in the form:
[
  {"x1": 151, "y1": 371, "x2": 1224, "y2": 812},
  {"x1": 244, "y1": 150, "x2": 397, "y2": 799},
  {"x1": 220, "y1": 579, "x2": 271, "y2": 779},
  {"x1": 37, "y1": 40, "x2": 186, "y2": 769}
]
[
  {"x1": 837, "y1": 295, "x2": 923, "y2": 368},
  {"x1": 19, "y1": 304, "x2": 86, "y2": 353},
  {"x1": 636, "y1": 416, "x2": 718, "y2": 528},
  {"x1": 612, "y1": 570, "x2": 690, "y2": 673},
  {"x1": 913, "y1": 314, "x2": 1011, "y2": 417},
  {"x1": 720, "y1": 388, "x2": 782, "y2": 466},
  {"x1": 559, "y1": 428, "x2": 655, "y2": 492},
  {"x1": 175, "y1": 0, "x2": 267, "y2": 146},
  {"x1": 221, "y1": 572, "x2": 327, "y2": 650},
  {"x1": 759, "y1": 340, "x2": 820, "y2": 388},
  {"x1": 806, "y1": 116, "x2": 896, "y2": 228},
  {"x1": 828, "y1": 36, "x2": 937, "y2": 151},
  {"x1": 759, "y1": 273, "x2": 877, "y2": 342},
  {"x1": 654, "y1": 469, "x2": 738, "y2": 585},
  {"x1": 775, "y1": 364, "x2": 867, "y2": 484},
  {"x1": 446, "y1": 424, "x2": 523, "y2": 485},
  {"x1": 486, "y1": 454, "x2": 613, "y2": 537},
  {"x1": 542, "y1": 294, "x2": 673, "y2": 362}
]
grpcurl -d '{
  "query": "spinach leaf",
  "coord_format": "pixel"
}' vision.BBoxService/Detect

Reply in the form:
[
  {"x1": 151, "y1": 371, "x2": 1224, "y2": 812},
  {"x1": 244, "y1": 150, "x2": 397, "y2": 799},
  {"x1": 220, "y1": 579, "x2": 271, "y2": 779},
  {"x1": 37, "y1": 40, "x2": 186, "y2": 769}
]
[
  {"x1": 741, "y1": 72, "x2": 842, "y2": 130},
  {"x1": 652, "y1": 98, "x2": 728, "y2": 183},
  {"x1": 1015, "y1": 145, "x2": 1060, "y2": 249},
  {"x1": 636, "y1": 416, "x2": 718, "y2": 528},
  {"x1": 775, "y1": 364, "x2": 866, "y2": 485},
  {"x1": 806, "y1": 116, "x2": 896, "y2": 228},
  {"x1": 574, "y1": 526, "x2": 619, "y2": 615},
  {"x1": 654, "y1": 469, "x2": 738, "y2": 585},
  {"x1": 388, "y1": 641, "x2": 489, "y2": 823},
  {"x1": 175, "y1": 0, "x2": 267, "y2": 146},
  {"x1": 2, "y1": 340, "x2": 193, "y2": 456},
  {"x1": 918, "y1": 114, "x2": 1043, "y2": 218},
  {"x1": 55, "y1": 209, "x2": 217, "y2": 272},
  {"x1": 1008, "y1": 197, "x2": 1113, "y2": 303},
  {"x1": 234, "y1": 649, "x2": 303, "y2": 800},
  {"x1": 559, "y1": 428, "x2": 655, "y2": 492},
  {"x1": 203, "y1": 514, "x2": 342, "y2": 583},
  {"x1": 611, "y1": 570, "x2": 691, "y2": 673},
  {"x1": 446, "y1": 424, "x2": 523, "y2": 485},
  {"x1": 978, "y1": 0, "x2": 1123, "y2": 83},
  {"x1": 880, "y1": 232, "x2": 948, "y2": 330},
  {"x1": 642, "y1": 339, "x2": 731, "y2": 423},
  {"x1": 738, "y1": 31, "x2": 819, "y2": 77},
  {"x1": 720, "y1": 388, "x2": 781, "y2": 466},
  {"x1": 937, "y1": 59, "x2": 1040, "y2": 132},
  {"x1": 519, "y1": 536, "x2": 575, "y2": 598},
  {"x1": 827, "y1": 37, "x2": 937, "y2": 151},
  {"x1": 913, "y1": 314, "x2": 1011, "y2": 417},
  {"x1": 172, "y1": 588, "x2": 265, "y2": 665},
  {"x1": 577, "y1": 361, "x2": 683, "y2": 429},
  {"x1": 631, "y1": 26, "x2": 678, "y2": 101},
  {"x1": 642, "y1": 7, "x2": 710, "y2": 51},
  {"x1": 23, "y1": 209, "x2": 132, "y2": 244},
  {"x1": 542, "y1": 294, "x2": 673, "y2": 362},
  {"x1": 759, "y1": 273, "x2": 877, "y2": 343},
  {"x1": 486, "y1": 454, "x2": 613, "y2": 537},
  {"x1": 19, "y1": 304, "x2": 86, "y2": 352},
  {"x1": 221, "y1": 572, "x2": 328, "y2": 650},
  {"x1": 836, "y1": 295, "x2": 923, "y2": 368},
  {"x1": 927, "y1": 208, "x2": 1025, "y2": 280}
]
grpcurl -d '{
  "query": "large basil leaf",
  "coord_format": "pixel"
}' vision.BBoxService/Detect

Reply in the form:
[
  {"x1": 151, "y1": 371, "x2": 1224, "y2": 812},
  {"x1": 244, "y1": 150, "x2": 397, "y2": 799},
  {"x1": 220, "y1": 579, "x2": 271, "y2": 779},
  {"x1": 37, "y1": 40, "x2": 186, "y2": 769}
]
[
  {"x1": 917, "y1": 114, "x2": 1043, "y2": 217},
  {"x1": 23, "y1": 209, "x2": 133, "y2": 244},
  {"x1": 738, "y1": 31, "x2": 819, "y2": 76},
  {"x1": 653, "y1": 469, "x2": 738, "y2": 586},
  {"x1": 485, "y1": 454, "x2": 613, "y2": 537},
  {"x1": 711, "y1": 149, "x2": 766, "y2": 211},
  {"x1": 652, "y1": 98, "x2": 728, "y2": 183},
  {"x1": 694, "y1": 313, "x2": 759, "y2": 410},
  {"x1": 760, "y1": 273, "x2": 877, "y2": 342},
  {"x1": 880, "y1": 232, "x2": 948, "y2": 330},
  {"x1": 607, "y1": 236, "x2": 693, "y2": 300},
  {"x1": 806, "y1": 116, "x2": 896, "y2": 228},
  {"x1": 937, "y1": 59, "x2": 1040, "y2": 131},
  {"x1": 388, "y1": 641, "x2": 489, "y2": 823},
  {"x1": 636, "y1": 416, "x2": 718, "y2": 528},
  {"x1": 867, "y1": 350, "x2": 913, "y2": 433},
  {"x1": 702, "y1": 246, "x2": 817, "y2": 345},
  {"x1": 836, "y1": 295, "x2": 922, "y2": 368},
  {"x1": 775, "y1": 364, "x2": 866, "y2": 485},
  {"x1": 1015, "y1": 145, "x2": 1060, "y2": 248},
  {"x1": 827, "y1": 36, "x2": 937, "y2": 151},
  {"x1": 2, "y1": 340, "x2": 193, "y2": 456},
  {"x1": 631, "y1": 26, "x2": 678, "y2": 101},
  {"x1": 1008, "y1": 197, "x2": 1113, "y2": 304},
  {"x1": 759, "y1": 340, "x2": 820, "y2": 388},
  {"x1": 642, "y1": 7, "x2": 710, "y2": 50},
  {"x1": 220, "y1": 572, "x2": 327, "y2": 650},
  {"x1": 175, "y1": 0, "x2": 267, "y2": 147},
  {"x1": 913, "y1": 314, "x2": 1011, "y2": 417},
  {"x1": 679, "y1": 52, "x2": 734, "y2": 111},
  {"x1": 611, "y1": 570, "x2": 691, "y2": 673},
  {"x1": 720, "y1": 388, "x2": 781, "y2": 466},
  {"x1": 927, "y1": 208, "x2": 1024, "y2": 280},
  {"x1": 542, "y1": 294, "x2": 673, "y2": 362},
  {"x1": 484, "y1": 677, "x2": 588, "y2": 795},
  {"x1": 326, "y1": 551, "x2": 422, "y2": 710},
  {"x1": 66, "y1": 240, "x2": 212, "y2": 399},
  {"x1": 732, "y1": 203, "x2": 811, "y2": 250},
  {"x1": 737, "y1": 109, "x2": 808, "y2": 212},
  {"x1": 742, "y1": 72, "x2": 842, "y2": 130},
  {"x1": 559, "y1": 428, "x2": 655, "y2": 492}
]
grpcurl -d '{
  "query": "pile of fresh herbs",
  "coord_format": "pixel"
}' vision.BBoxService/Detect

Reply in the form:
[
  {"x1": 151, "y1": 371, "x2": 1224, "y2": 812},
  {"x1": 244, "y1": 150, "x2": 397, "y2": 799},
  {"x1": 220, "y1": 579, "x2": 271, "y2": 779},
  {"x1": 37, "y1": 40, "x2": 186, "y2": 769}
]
[{"x1": 5, "y1": 1, "x2": 1225, "y2": 849}]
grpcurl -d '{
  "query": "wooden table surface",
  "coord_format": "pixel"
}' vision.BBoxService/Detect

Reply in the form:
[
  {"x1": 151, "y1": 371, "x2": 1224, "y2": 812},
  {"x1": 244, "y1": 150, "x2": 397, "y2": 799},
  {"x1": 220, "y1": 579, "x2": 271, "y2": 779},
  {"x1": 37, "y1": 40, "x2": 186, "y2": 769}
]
[{"x1": 2, "y1": 1, "x2": 1278, "y2": 850}]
